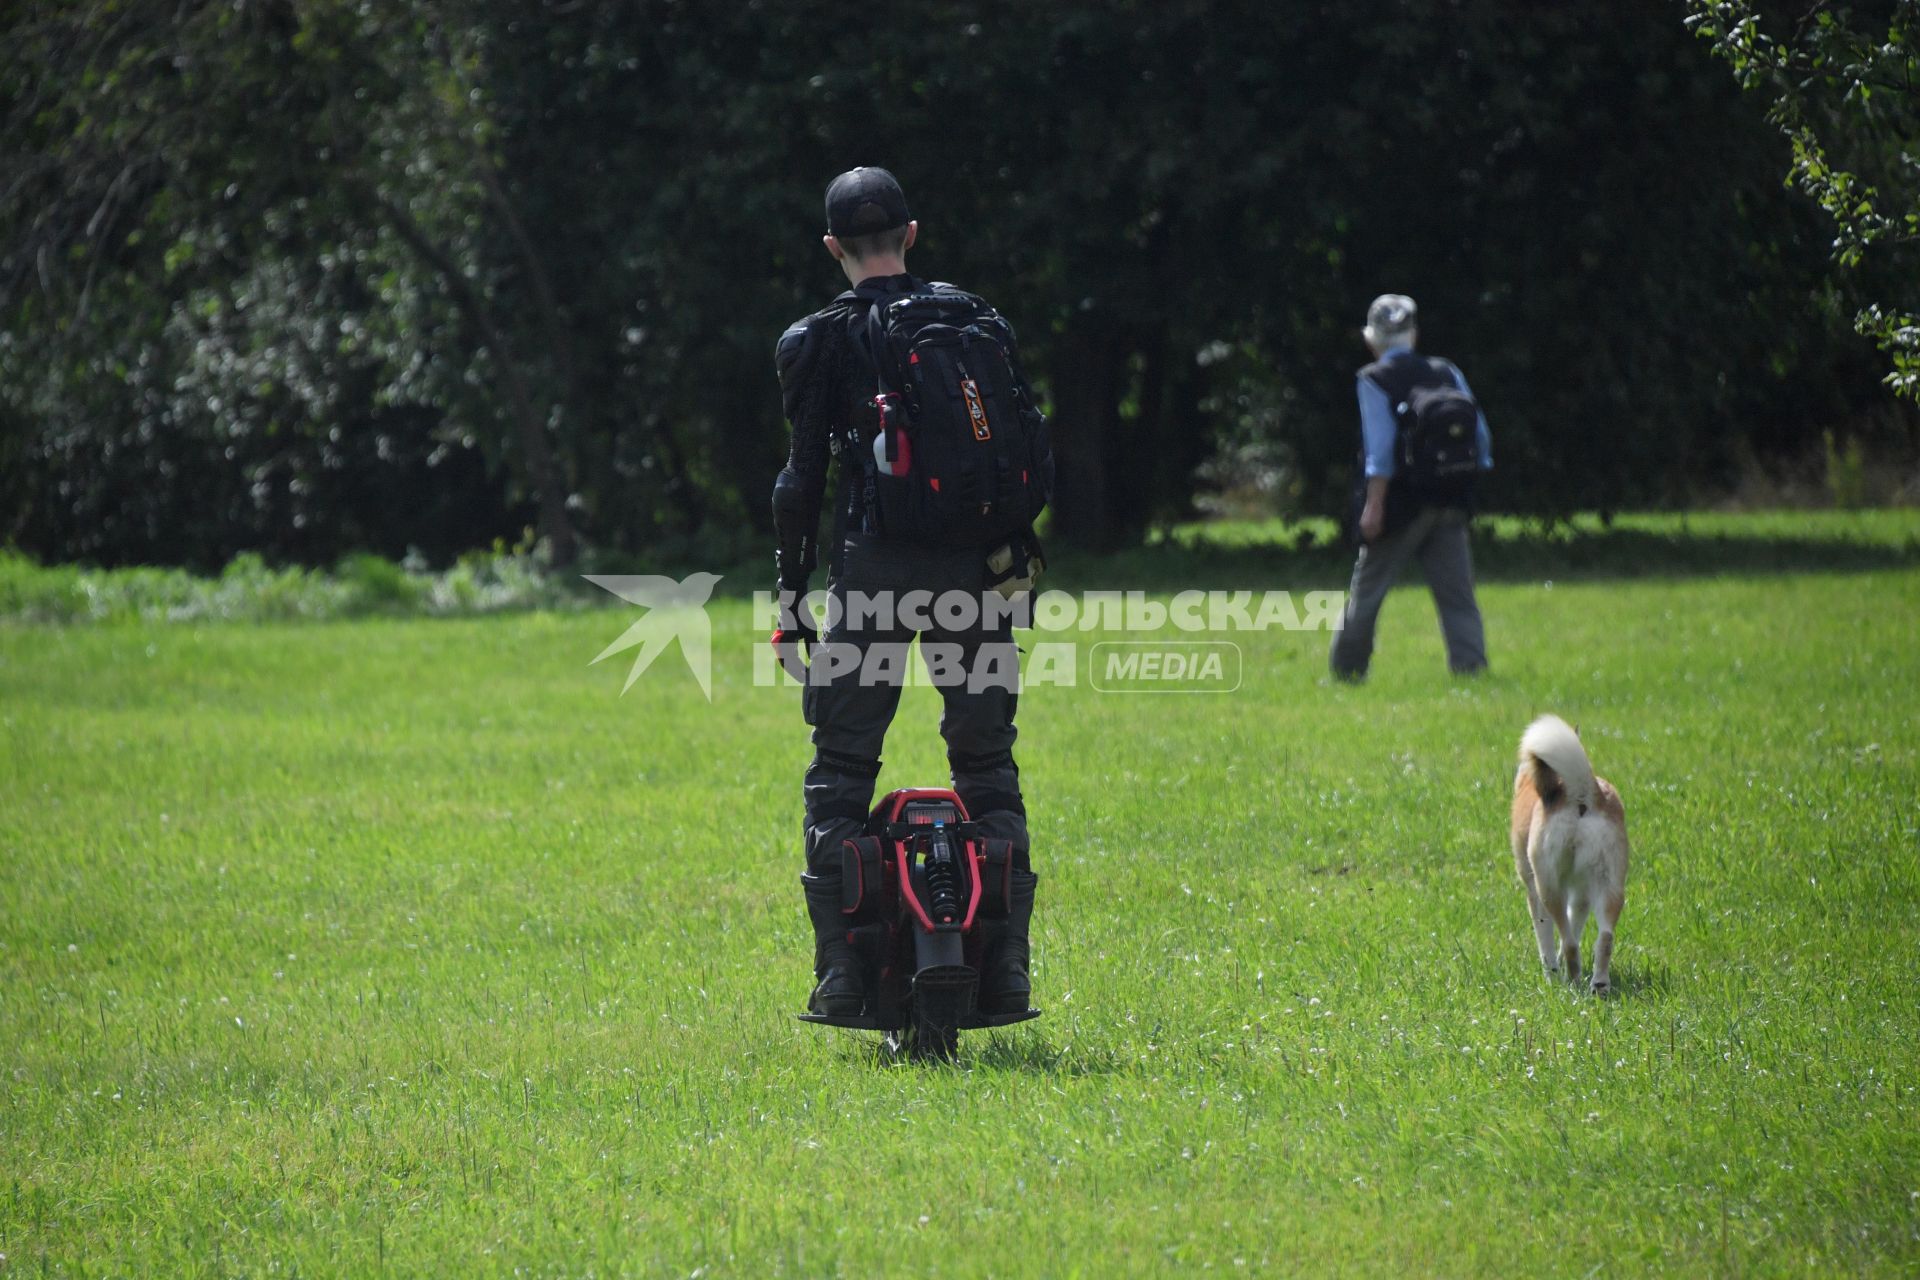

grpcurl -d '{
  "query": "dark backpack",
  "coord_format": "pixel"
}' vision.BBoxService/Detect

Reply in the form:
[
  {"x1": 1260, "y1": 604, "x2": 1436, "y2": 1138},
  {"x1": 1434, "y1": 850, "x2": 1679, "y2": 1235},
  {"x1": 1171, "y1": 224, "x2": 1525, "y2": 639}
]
[
  {"x1": 1365, "y1": 355, "x2": 1480, "y2": 503},
  {"x1": 855, "y1": 285, "x2": 1049, "y2": 547}
]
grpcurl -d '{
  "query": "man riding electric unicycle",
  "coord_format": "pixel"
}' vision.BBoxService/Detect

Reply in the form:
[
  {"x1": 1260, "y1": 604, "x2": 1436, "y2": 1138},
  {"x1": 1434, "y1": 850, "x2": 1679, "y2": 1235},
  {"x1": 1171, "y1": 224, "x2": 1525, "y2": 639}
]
[{"x1": 770, "y1": 167, "x2": 1052, "y2": 1058}]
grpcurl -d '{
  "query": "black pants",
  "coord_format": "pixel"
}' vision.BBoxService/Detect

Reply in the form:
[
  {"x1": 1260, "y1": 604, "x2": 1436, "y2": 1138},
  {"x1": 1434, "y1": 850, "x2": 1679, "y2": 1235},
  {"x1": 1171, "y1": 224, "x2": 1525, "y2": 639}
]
[{"x1": 801, "y1": 534, "x2": 1027, "y2": 872}]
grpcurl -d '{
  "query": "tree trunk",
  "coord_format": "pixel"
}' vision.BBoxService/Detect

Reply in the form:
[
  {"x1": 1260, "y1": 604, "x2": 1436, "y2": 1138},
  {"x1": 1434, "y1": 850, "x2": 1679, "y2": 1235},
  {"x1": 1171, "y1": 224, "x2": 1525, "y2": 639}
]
[
  {"x1": 376, "y1": 195, "x2": 579, "y2": 567},
  {"x1": 1153, "y1": 336, "x2": 1209, "y2": 527},
  {"x1": 1048, "y1": 318, "x2": 1127, "y2": 550}
]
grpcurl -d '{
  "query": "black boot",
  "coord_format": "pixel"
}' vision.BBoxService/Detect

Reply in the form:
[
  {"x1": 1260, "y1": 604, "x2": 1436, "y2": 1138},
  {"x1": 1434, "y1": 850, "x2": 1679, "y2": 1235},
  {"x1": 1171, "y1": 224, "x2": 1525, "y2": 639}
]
[
  {"x1": 978, "y1": 870, "x2": 1036, "y2": 1014},
  {"x1": 801, "y1": 872, "x2": 864, "y2": 1016}
]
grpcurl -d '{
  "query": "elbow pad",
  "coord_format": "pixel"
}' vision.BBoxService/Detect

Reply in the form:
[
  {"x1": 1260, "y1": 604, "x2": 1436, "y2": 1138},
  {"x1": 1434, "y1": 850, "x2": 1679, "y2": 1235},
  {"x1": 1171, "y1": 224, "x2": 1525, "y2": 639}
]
[{"x1": 772, "y1": 466, "x2": 821, "y2": 584}]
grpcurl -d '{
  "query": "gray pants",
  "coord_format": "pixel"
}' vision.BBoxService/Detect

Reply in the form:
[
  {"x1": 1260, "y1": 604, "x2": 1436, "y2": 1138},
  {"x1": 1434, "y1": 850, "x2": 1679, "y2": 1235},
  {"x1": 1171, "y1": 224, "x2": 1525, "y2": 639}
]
[{"x1": 1328, "y1": 506, "x2": 1487, "y2": 678}]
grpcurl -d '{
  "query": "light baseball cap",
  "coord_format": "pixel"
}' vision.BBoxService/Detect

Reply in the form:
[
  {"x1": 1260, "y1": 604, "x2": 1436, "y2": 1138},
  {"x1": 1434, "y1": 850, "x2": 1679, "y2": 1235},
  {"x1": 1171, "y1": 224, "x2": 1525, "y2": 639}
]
[{"x1": 1363, "y1": 294, "x2": 1418, "y2": 347}]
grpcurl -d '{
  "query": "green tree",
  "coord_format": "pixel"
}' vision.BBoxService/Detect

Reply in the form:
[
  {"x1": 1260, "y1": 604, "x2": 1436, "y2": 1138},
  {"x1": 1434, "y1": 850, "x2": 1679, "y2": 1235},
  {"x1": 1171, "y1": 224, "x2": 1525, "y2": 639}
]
[
  {"x1": 1687, "y1": 0, "x2": 1920, "y2": 398},
  {"x1": 3, "y1": 1, "x2": 1909, "y2": 569},
  {"x1": 1, "y1": 0, "x2": 583, "y2": 563}
]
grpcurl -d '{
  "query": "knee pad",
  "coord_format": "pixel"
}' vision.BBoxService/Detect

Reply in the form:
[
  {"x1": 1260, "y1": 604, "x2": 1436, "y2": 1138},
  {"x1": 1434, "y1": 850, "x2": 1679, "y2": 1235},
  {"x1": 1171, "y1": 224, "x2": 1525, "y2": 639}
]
[
  {"x1": 805, "y1": 750, "x2": 883, "y2": 823},
  {"x1": 949, "y1": 753, "x2": 1025, "y2": 830},
  {"x1": 949, "y1": 748, "x2": 1014, "y2": 774},
  {"x1": 811, "y1": 748, "x2": 883, "y2": 781}
]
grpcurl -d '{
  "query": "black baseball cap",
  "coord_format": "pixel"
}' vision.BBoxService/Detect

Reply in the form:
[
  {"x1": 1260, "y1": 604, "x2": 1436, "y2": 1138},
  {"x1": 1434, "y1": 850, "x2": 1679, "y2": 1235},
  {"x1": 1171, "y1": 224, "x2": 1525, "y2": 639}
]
[{"x1": 825, "y1": 167, "x2": 911, "y2": 238}]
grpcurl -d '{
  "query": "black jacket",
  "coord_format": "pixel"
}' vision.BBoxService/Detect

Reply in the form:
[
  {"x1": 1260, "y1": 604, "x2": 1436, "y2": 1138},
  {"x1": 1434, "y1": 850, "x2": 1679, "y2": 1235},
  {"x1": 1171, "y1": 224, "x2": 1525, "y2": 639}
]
[{"x1": 772, "y1": 273, "x2": 1049, "y2": 575}]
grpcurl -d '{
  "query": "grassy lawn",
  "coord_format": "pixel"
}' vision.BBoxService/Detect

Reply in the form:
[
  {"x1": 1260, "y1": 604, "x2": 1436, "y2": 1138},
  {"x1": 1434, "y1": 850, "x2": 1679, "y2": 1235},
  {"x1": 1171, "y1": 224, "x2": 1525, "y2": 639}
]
[{"x1": 3, "y1": 512, "x2": 1918, "y2": 1276}]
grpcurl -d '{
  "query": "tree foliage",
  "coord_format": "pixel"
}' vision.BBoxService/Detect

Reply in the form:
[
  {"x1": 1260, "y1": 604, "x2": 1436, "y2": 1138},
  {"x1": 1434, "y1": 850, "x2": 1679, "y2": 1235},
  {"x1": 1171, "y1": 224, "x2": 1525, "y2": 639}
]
[
  {"x1": 2, "y1": 0, "x2": 1911, "y2": 569},
  {"x1": 1687, "y1": 0, "x2": 1920, "y2": 399}
]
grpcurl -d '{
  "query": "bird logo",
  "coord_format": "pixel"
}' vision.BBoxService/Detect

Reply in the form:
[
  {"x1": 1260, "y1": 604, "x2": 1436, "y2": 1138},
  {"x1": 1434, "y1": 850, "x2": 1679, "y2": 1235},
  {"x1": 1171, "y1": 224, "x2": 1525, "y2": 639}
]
[{"x1": 584, "y1": 572, "x2": 723, "y2": 699}]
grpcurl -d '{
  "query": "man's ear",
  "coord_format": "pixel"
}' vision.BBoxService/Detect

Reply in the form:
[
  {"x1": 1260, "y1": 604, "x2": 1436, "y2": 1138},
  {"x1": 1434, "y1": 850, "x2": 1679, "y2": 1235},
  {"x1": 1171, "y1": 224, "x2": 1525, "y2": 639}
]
[
  {"x1": 902, "y1": 220, "x2": 919, "y2": 251},
  {"x1": 823, "y1": 233, "x2": 846, "y2": 262}
]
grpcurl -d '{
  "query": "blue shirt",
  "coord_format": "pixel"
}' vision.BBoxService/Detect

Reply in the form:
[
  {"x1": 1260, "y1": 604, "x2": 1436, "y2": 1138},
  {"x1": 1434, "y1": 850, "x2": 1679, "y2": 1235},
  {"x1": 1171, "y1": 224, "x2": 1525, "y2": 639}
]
[{"x1": 1357, "y1": 347, "x2": 1493, "y2": 478}]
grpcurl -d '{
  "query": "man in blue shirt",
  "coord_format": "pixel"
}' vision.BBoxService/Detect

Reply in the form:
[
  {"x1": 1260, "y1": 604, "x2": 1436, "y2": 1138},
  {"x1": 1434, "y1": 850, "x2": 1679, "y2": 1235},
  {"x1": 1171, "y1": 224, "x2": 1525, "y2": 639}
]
[{"x1": 1329, "y1": 294, "x2": 1491, "y2": 680}]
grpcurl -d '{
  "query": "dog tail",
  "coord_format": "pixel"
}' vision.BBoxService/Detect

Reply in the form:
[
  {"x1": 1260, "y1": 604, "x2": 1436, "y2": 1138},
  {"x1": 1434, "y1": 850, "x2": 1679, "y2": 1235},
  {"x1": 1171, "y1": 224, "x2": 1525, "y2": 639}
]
[{"x1": 1518, "y1": 714, "x2": 1597, "y2": 810}]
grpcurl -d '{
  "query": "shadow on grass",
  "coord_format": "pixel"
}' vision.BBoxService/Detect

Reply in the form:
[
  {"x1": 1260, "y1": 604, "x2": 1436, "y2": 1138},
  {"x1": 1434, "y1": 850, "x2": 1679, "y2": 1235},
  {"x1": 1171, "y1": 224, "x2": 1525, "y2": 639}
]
[
  {"x1": 1046, "y1": 520, "x2": 1920, "y2": 593},
  {"x1": 966, "y1": 1032, "x2": 1125, "y2": 1077},
  {"x1": 1469, "y1": 522, "x2": 1919, "y2": 584},
  {"x1": 1517, "y1": 958, "x2": 1672, "y2": 1002},
  {"x1": 16, "y1": 512, "x2": 1908, "y2": 625},
  {"x1": 1593, "y1": 959, "x2": 1674, "y2": 1002},
  {"x1": 826, "y1": 1027, "x2": 1125, "y2": 1075}
]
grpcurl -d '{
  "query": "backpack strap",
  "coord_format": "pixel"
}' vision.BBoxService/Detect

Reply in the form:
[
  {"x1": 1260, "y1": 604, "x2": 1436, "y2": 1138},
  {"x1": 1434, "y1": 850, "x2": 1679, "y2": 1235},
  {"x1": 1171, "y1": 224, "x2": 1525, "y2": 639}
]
[
  {"x1": 851, "y1": 281, "x2": 929, "y2": 400},
  {"x1": 803, "y1": 295, "x2": 881, "y2": 537},
  {"x1": 860, "y1": 298, "x2": 896, "y2": 395},
  {"x1": 859, "y1": 297, "x2": 907, "y2": 467},
  {"x1": 1360, "y1": 353, "x2": 1450, "y2": 415},
  {"x1": 852, "y1": 283, "x2": 924, "y2": 468}
]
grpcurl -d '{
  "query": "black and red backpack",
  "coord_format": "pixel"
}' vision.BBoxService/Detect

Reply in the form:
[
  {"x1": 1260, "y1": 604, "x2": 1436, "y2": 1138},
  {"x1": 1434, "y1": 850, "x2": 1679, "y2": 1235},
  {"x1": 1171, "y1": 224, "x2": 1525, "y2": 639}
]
[{"x1": 847, "y1": 283, "x2": 1051, "y2": 548}]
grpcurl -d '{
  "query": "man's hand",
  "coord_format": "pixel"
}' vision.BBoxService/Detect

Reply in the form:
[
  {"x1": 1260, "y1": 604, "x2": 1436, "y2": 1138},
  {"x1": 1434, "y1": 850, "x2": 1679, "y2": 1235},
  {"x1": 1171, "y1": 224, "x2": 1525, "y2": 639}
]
[
  {"x1": 771, "y1": 583, "x2": 817, "y2": 680},
  {"x1": 1359, "y1": 500, "x2": 1384, "y2": 543},
  {"x1": 1359, "y1": 476, "x2": 1389, "y2": 543}
]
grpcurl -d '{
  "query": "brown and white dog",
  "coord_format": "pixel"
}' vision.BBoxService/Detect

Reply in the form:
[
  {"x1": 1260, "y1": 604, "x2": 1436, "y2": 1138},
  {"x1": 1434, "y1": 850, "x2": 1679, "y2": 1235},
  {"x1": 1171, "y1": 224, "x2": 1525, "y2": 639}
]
[{"x1": 1510, "y1": 715, "x2": 1630, "y2": 994}]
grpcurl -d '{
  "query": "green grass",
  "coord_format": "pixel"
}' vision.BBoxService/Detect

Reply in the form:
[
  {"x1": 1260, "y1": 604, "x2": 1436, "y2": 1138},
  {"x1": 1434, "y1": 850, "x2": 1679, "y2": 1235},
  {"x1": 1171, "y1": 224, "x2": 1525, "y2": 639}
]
[
  {"x1": 0, "y1": 547, "x2": 588, "y2": 625},
  {"x1": 3, "y1": 512, "x2": 1918, "y2": 1276}
]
